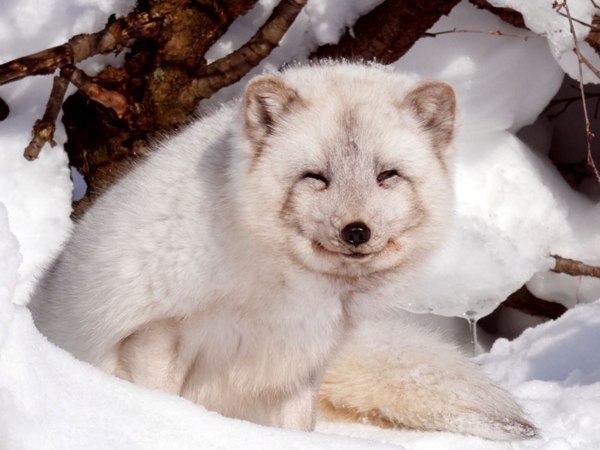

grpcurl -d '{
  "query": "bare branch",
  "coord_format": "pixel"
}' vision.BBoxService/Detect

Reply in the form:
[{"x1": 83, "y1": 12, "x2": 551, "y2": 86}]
[
  {"x1": 556, "y1": 10, "x2": 600, "y2": 31},
  {"x1": 23, "y1": 76, "x2": 70, "y2": 161},
  {"x1": 552, "y1": 255, "x2": 600, "y2": 278},
  {"x1": 181, "y1": 0, "x2": 308, "y2": 103},
  {"x1": 425, "y1": 28, "x2": 533, "y2": 40},
  {"x1": 0, "y1": 12, "x2": 160, "y2": 86},
  {"x1": 578, "y1": 50, "x2": 600, "y2": 79},
  {"x1": 60, "y1": 66, "x2": 128, "y2": 119},
  {"x1": 557, "y1": 0, "x2": 600, "y2": 182}
]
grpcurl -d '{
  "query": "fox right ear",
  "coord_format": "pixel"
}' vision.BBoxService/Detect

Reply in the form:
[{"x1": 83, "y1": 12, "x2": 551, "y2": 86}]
[
  {"x1": 244, "y1": 75, "x2": 300, "y2": 148},
  {"x1": 402, "y1": 80, "x2": 457, "y2": 152}
]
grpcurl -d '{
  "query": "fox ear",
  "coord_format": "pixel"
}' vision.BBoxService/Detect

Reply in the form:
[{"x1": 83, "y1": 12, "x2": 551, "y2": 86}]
[
  {"x1": 244, "y1": 75, "x2": 300, "y2": 148},
  {"x1": 403, "y1": 81, "x2": 456, "y2": 151}
]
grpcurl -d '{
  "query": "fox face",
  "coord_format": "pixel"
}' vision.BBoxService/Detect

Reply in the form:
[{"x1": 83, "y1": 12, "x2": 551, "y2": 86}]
[{"x1": 236, "y1": 64, "x2": 456, "y2": 280}]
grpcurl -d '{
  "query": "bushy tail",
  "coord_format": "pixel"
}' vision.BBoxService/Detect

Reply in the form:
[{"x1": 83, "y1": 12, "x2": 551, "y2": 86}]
[{"x1": 317, "y1": 318, "x2": 537, "y2": 441}]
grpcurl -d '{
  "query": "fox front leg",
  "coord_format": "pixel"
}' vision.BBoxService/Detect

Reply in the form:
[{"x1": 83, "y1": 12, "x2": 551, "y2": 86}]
[
  {"x1": 273, "y1": 374, "x2": 321, "y2": 431},
  {"x1": 113, "y1": 319, "x2": 187, "y2": 395}
]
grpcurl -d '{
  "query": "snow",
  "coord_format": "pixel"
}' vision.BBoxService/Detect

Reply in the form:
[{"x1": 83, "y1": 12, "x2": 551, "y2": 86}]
[
  {"x1": 491, "y1": 0, "x2": 600, "y2": 83},
  {"x1": 0, "y1": 309, "x2": 396, "y2": 449},
  {"x1": 1, "y1": 0, "x2": 600, "y2": 449}
]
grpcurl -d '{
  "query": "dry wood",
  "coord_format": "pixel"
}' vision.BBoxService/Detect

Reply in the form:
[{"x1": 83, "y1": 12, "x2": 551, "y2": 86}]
[
  {"x1": 23, "y1": 76, "x2": 70, "y2": 160},
  {"x1": 552, "y1": 255, "x2": 600, "y2": 278},
  {"x1": 182, "y1": 0, "x2": 308, "y2": 104},
  {"x1": 312, "y1": 0, "x2": 461, "y2": 63},
  {"x1": 0, "y1": 12, "x2": 160, "y2": 86},
  {"x1": 61, "y1": 66, "x2": 129, "y2": 119}
]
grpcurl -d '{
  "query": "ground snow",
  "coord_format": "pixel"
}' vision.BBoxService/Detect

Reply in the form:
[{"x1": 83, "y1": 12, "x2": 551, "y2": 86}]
[{"x1": 1, "y1": 0, "x2": 600, "y2": 449}]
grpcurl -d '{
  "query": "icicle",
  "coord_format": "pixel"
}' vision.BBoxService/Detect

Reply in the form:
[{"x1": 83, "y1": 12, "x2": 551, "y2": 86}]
[{"x1": 464, "y1": 310, "x2": 479, "y2": 357}]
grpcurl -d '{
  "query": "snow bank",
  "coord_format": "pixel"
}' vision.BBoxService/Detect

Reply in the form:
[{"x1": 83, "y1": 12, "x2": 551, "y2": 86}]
[
  {"x1": 0, "y1": 309, "x2": 395, "y2": 449},
  {"x1": 479, "y1": 301, "x2": 600, "y2": 449}
]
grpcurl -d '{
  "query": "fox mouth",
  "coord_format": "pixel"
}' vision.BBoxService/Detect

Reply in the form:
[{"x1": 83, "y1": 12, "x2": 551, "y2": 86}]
[{"x1": 312, "y1": 241, "x2": 393, "y2": 260}]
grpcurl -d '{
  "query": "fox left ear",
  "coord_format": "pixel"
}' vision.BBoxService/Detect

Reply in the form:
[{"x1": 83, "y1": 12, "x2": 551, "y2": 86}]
[
  {"x1": 402, "y1": 81, "x2": 456, "y2": 152},
  {"x1": 244, "y1": 75, "x2": 301, "y2": 149}
]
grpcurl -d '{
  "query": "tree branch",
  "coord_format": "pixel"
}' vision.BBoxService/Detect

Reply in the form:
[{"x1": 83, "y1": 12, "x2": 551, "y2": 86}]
[
  {"x1": 23, "y1": 76, "x2": 70, "y2": 160},
  {"x1": 60, "y1": 66, "x2": 129, "y2": 119},
  {"x1": 181, "y1": 0, "x2": 308, "y2": 103},
  {"x1": 557, "y1": 0, "x2": 600, "y2": 182},
  {"x1": 552, "y1": 255, "x2": 600, "y2": 278},
  {"x1": 0, "y1": 12, "x2": 160, "y2": 86},
  {"x1": 312, "y1": 0, "x2": 461, "y2": 63}
]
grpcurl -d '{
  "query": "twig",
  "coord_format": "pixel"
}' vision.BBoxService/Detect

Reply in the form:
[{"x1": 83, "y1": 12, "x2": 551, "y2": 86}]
[
  {"x1": 578, "y1": 50, "x2": 600, "y2": 79},
  {"x1": 0, "y1": 12, "x2": 160, "y2": 86},
  {"x1": 556, "y1": 11, "x2": 600, "y2": 31},
  {"x1": 557, "y1": 0, "x2": 600, "y2": 182},
  {"x1": 60, "y1": 66, "x2": 128, "y2": 119},
  {"x1": 181, "y1": 0, "x2": 307, "y2": 103},
  {"x1": 23, "y1": 76, "x2": 70, "y2": 160},
  {"x1": 425, "y1": 28, "x2": 533, "y2": 40},
  {"x1": 552, "y1": 255, "x2": 600, "y2": 277}
]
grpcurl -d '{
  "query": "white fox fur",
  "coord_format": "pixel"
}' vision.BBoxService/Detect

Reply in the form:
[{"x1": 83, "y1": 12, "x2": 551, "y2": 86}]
[{"x1": 29, "y1": 62, "x2": 535, "y2": 439}]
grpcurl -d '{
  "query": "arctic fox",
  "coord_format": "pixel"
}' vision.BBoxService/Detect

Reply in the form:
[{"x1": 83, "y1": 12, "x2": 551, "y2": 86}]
[{"x1": 29, "y1": 62, "x2": 535, "y2": 439}]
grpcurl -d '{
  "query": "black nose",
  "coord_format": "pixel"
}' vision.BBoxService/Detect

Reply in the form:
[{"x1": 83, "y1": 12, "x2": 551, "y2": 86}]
[{"x1": 341, "y1": 222, "x2": 371, "y2": 247}]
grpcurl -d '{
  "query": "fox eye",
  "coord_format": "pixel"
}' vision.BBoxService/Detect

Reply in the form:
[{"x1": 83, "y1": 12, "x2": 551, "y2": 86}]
[
  {"x1": 302, "y1": 172, "x2": 329, "y2": 187},
  {"x1": 377, "y1": 169, "x2": 400, "y2": 184}
]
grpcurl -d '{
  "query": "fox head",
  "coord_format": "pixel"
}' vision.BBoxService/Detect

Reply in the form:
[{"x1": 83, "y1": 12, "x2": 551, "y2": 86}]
[{"x1": 233, "y1": 63, "x2": 456, "y2": 280}]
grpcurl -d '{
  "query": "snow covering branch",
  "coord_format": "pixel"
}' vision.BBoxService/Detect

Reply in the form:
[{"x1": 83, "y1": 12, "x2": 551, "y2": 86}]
[{"x1": 470, "y1": 1, "x2": 600, "y2": 59}]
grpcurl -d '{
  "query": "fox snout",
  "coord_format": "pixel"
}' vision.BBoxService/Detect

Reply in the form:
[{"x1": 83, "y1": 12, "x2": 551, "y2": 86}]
[{"x1": 340, "y1": 222, "x2": 371, "y2": 247}]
